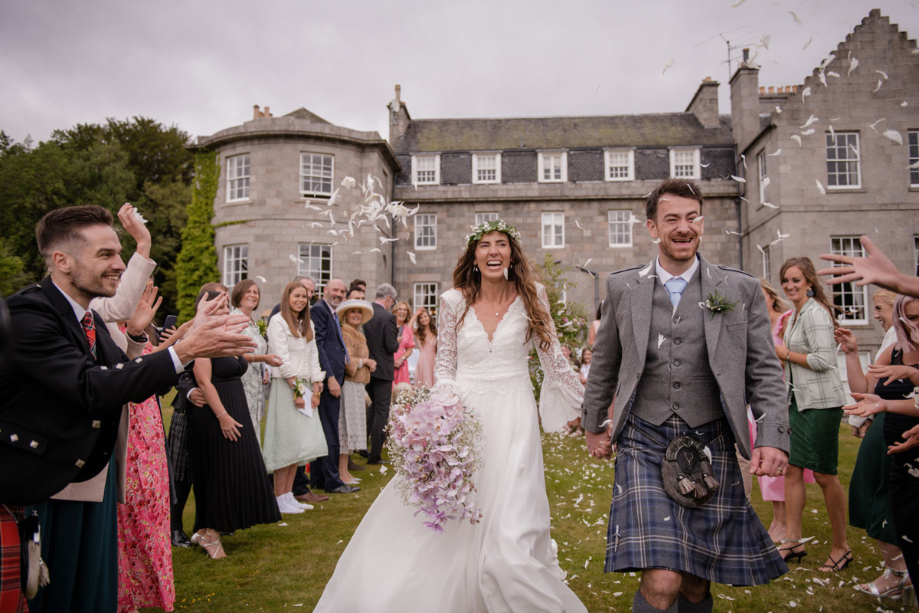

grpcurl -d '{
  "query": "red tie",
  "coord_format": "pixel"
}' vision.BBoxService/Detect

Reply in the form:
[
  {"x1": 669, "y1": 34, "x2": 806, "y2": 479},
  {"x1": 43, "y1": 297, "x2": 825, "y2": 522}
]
[{"x1": 81, "y1": 311, "x2": 97, "y2": 360}]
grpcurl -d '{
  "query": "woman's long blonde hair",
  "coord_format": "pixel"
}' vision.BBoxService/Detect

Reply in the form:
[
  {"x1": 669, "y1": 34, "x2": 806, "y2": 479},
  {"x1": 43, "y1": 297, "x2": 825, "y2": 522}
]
[{"x1": 279, "y1": 281, "x2": 313, "y2": 341}]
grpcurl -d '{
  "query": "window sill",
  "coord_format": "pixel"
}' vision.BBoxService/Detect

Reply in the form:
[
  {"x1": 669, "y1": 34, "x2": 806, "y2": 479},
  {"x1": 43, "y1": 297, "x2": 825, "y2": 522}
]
[
  {"x1": 414, "y1": 246, "x2": 437, "y2": 251},
  {"x1": 537, "y1": 180, "x2": 567, "y2": 184},
  {"x1": 825, "y1": 187, "x2": 865, "y2": 193},
  {"x1": 609, "y1": 243, "x2": 633, "y2": 249},
  {"x1": 542, "y1": 244, "x2": 566, "y2": 250},
  {"x1": 225, "y1": 199, "x2": 251, "y2": 205},
  {"x1": 299, "y1": 195, "x2": 331, "y2": 201}
]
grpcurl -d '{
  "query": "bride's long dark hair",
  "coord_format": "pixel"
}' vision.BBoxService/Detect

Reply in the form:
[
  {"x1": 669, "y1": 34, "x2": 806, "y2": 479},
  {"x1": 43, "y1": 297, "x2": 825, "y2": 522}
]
[{"x1": 452, "y1": 230, "x2": 553, "y2": 351}]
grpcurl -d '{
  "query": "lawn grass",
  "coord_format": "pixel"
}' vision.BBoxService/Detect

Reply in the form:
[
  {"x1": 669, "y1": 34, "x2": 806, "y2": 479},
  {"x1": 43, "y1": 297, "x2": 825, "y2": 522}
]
[{"x1": 155, "y1": 407, "x2": 910, "y2": 612}]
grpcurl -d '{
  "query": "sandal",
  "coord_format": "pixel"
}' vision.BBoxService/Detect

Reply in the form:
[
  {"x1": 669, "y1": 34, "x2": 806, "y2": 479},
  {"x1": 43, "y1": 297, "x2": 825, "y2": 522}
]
[
  {"x1": 818, "y1": 550, "x2": 853, "y2": 572},
  {"x1": 199, "y1": 532, "x2": 226, "y2": 560},
  {"x1": 855, "y1": 566, "x2": 909, "y2": 600},
  {"x1": 778, "y1": 539, "x2": 807, "y2": 563}
]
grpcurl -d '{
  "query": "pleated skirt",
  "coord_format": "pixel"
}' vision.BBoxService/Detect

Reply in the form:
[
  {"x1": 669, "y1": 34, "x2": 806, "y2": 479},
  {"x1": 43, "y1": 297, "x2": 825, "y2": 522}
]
[{"x1": 187, "y1": 378, "x2": 280, "y2": 533}]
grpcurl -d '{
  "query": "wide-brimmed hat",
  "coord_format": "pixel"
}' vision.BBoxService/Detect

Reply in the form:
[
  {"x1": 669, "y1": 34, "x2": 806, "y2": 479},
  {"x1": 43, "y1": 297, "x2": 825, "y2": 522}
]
[{"x1": 336, "y1": 299, "x2": 374, "y2": 325}]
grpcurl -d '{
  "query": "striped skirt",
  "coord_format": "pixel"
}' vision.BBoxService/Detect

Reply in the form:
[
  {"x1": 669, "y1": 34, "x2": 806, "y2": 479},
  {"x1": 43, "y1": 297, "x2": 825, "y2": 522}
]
[{"x1": 606, "y1": 415, "x2": 787, "y2": 586}]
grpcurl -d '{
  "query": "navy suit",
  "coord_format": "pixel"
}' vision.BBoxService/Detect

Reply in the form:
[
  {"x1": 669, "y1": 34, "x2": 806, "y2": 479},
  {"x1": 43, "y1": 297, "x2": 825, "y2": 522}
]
[
  {"x1": 310, "y1": 299, "x2": 348, "y2": 491},
  {"x1": 0, "y1": 277, "x2": 179, "y2": 612}
]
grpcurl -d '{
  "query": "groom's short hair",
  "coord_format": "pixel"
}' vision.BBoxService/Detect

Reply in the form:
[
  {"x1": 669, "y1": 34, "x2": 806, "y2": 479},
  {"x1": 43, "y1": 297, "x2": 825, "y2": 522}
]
[{"x1": 646, "y1": 179, "x2": 704, "y2": 221}]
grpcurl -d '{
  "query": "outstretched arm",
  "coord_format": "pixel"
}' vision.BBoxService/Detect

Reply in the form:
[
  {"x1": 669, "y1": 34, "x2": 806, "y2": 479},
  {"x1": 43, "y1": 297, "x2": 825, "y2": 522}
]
[{"x1": 818, "y1": 235, "x2": 919, "y2": 298}]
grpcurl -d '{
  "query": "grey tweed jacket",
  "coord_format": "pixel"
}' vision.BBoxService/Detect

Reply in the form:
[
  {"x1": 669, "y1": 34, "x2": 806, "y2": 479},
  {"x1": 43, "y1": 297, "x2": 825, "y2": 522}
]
[{"x1": 581, "y1": 255, "x2": 790, "y2": 458}]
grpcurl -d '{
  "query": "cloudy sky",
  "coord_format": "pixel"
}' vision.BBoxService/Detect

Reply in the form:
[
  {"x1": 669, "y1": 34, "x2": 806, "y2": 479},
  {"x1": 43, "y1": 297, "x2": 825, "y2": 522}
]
[{"x1": 1, "y1": 0, "x2": 915, "y2": 144}]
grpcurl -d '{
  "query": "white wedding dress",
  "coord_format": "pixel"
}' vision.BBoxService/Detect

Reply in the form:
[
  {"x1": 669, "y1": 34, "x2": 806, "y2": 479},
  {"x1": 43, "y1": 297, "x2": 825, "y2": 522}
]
[{"x1": 314, "y1": 286, "x2": 587, "y2": 612}]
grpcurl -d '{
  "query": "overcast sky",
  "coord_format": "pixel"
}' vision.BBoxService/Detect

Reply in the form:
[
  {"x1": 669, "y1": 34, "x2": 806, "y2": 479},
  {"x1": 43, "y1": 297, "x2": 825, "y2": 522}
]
[{"x1": 1, "y1": 0, "x2": 916, "y2": 145}]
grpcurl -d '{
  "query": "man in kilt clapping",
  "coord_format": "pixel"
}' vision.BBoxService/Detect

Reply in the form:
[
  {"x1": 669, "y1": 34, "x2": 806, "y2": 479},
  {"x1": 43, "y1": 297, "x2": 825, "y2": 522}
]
[{"x1": 582, "y1": 179, "x2": 790, "y2": 613}]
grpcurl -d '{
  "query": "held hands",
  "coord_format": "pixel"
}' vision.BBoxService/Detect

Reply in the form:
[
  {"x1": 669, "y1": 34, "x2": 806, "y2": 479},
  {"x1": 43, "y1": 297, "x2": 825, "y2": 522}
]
[
  {"x1": 217, "y1": 412, "x2": 244, "y2": 442},
  {"x1": 749, "y1": 446, "x2": 788, "y2": 477},
  {"x1": 311, "y1": 383, "x2": 322, "y2": 409},
  {"x1": 851, "y1": 422, "x2": 871, "y2": 438},
  {"x1": 364, "y1": 358, "x2": 377, "y2": 372},
  {"x1": 188, "y1": 388, "x2": 206, "y2": 407},
  {"x1": 843, "y1": 392, "x2": 888, "y2": 418},
  {"x1": 585, "y1": 427, "x2": 613, "y2": 460}
]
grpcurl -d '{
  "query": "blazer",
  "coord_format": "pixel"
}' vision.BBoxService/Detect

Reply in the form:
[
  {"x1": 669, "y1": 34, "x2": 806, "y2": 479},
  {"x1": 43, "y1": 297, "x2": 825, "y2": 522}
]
[
  {"x1": 0, "y1": 277, "x2": 179, "y2": 504},
  {"x1": 581, "y1": 256, "x2": 789, "y2": 458},
  {"x1": 310, "y1": 299, "x2": 347, "y2": 384},
  {"x1": 783, "y1": 298, "x2": 847, "y2": 410},
  {"x1": 363, "y1": 302, "x2": 399, "y2": 382}
]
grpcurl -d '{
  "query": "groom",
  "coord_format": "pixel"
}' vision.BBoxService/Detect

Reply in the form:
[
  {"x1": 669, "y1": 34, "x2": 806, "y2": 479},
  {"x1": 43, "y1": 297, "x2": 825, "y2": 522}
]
[{"x1": 583, "y1": 179, "x2": 789, "y2": 613}]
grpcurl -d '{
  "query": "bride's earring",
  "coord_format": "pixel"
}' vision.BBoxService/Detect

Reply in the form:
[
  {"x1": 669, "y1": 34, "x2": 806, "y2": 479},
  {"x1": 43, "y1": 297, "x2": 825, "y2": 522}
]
[{"x1": 473, "y1": 264, "x2": 479, "y2": 273}]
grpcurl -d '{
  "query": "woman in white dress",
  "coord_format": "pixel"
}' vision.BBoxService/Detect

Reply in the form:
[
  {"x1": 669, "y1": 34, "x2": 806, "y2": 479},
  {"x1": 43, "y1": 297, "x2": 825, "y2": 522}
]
[{"x1": 315, "y1": 220, "x2": 587, "y2": 612}]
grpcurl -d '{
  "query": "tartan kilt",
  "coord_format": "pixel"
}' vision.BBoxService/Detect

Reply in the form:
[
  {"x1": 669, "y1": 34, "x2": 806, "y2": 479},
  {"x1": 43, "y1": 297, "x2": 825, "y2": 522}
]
[
  {"x1": 605, "y1": 415, "x2": 787, "y2": 586},
  {"x1": 167, "y1": 411, "x2": 192, "y2": 483}
]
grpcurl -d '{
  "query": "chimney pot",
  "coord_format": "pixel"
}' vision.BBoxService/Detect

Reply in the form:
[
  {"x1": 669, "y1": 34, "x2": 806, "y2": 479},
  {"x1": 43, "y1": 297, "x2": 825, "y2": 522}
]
[
  {"x1": 264, "y1": 106, "x2": 271, "y2": 117},
  {"x1": 395, "y1": 84, "x2": 402, "y2": 106},
  {"x1": 742, "y1": 48, "x2": 750, "y2": 63},
  {"x1": 253, "y1": 105, "x2": 260, "y2": 120}
]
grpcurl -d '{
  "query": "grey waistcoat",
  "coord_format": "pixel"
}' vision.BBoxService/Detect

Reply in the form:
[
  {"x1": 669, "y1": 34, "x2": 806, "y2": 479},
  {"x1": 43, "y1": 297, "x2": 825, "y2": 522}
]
[{"x1": 630, "y1": 271, "x2": 725, "y2": 428}]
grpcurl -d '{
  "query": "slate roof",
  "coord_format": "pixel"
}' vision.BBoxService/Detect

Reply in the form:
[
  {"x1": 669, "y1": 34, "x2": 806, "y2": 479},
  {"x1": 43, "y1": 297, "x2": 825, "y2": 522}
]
[
  {"x1": 392, "y1": 113, "x2": 733, "y2": 154},
  {"x1": 284, "y1": 108, "x2": 332, "y2": 124}
]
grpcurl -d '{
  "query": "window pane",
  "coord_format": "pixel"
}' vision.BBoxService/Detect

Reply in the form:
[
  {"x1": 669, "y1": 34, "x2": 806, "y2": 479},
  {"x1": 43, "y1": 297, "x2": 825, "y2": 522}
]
[
  {"x1": 298, "y1": 243, "x2": 333, "y2": 293},
  {"x1": 826, "y1": 133, "x2": 860, "y2": 188},
  {"x1": 830, "y1": 237, "x2": 867, "y2": 322},
  {"x1": 608, "y1": 210, "x2": 633, "y2": 246}
]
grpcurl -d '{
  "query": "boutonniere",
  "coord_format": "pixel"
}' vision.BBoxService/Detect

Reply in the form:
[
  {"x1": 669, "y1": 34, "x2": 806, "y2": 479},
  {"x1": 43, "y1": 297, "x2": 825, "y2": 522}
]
[{"x1": 701, "y1": 290, "x2": 737, "y2": 320}]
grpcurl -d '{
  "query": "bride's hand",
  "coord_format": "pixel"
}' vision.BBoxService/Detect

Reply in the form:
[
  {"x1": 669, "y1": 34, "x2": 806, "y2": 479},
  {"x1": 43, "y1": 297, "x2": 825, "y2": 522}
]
[{"x1": 585, "y1": 428, "x2": 612, "y2": 460}]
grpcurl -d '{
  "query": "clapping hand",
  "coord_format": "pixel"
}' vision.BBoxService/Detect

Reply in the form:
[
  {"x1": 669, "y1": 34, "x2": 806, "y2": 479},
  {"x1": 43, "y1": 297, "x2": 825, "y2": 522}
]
[
  {"x1": 116, "y1": 203, "x2": 152, "y2": 257},
  {"x1": 264, "y1": 354, "x2": 283, "y2": 367},
  {"x1": 888, "y1": 423, "x2": 919, "y2": 455},
  {"x1": 126, "y1": 280, "x2": 162, "y2": 337},
  {"x1": 834, "y1": 328, "x2": 858, "y2": 354}
]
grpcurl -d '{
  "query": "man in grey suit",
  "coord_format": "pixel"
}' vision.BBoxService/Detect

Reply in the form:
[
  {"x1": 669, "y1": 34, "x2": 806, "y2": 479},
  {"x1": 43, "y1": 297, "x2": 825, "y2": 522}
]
[{"x1": 582, "y1": 179, "x2": 790, "y2": 613}]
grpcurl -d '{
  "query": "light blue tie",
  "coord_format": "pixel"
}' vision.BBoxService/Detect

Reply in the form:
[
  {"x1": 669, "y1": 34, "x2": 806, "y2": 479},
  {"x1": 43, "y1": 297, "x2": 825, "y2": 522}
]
[{"x1": 664, "y1": 277, "x2": 688, "y2": 309}]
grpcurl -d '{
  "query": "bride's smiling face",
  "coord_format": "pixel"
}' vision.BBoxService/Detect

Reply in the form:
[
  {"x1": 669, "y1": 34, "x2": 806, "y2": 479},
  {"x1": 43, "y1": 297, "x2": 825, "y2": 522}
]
[{"x1": 475, "y1": 231, "x2": 512, "y2": 282}]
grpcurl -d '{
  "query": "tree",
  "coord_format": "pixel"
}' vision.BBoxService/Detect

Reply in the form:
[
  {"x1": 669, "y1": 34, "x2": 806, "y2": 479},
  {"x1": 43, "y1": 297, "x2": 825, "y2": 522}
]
[
  {"x1": 528, "y1": 253, "x2": 589, "y2": 402},
  {"x1": 175, "y1": 150, "x2": 220, "y2": 321},
  {"x1": 0, "y1": 239, "x2": 31, "y2": 298}
]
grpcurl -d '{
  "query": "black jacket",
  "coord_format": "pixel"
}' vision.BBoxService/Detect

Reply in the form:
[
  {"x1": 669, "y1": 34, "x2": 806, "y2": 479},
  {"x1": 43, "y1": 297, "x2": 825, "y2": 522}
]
[
  {"x1": 363, "y1": 302, "x2": 399, "y2": 381},
  {"x1": 0, "y1": 277, "x2": 179, "y2": 504}
]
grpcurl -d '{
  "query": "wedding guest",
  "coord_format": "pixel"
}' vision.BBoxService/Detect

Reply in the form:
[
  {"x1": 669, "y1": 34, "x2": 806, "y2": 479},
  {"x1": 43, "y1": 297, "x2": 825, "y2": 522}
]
[
  {"x1": 263, "y1": 282, "x2": 327, "y2": 512},
  {"x1": 349, "y1": 279, "x2": 367, "y2": 295},
  {"x1": 346, "y1": 287, "x2": 365, "y2": 300},
  {"x1": 755, "y1": 279, "x2": 815, "y2": 543},
  {"x1": 588, "y1": 302, "x2": 602, "y2": 346},
  {"x1": 310, "y1": 279, "x2": 359, "y2": 493},
  {"x1": 364, "y1": 284, "x2": 399, "y2": 465},
  {"x1": 230, "y1": 279, "x2": 282, "y2": 446},
  {"x1": 775, "y1": 257, "x2": 851, "y2": 572},
  {"x1": 167, "y1": 282, "x2": 225, "y2": 549},
  {"x1": 337, "y1": 299, "x2": 375, "y2": 485},
  {"x1": 269, "y1": 276, "x2": 316, "y2": 318},
  {"x1": 392, "y1": 301, "x2": 415, "y2": 387},
  {"x1": 2, "y1": 205, "x2": 254, "y2": 611},
  {"x1": 578, "y1": 347, "x2": 592, "y2": 385},
  {"x1": 837, "y1": 294, "x2": 910, "y2": 600},
  {"x1": 413, "y1": 307, "x2": 437, "y2": 388},
  {"x1": 844, "y1": 295, "x2": 919, "y2": 591}
]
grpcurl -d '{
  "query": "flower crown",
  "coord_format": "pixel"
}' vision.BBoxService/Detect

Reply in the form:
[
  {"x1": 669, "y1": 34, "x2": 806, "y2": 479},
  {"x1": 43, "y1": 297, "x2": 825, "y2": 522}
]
[{"x1": 464, "y1": 220, "x2": 521, "y2": 248}]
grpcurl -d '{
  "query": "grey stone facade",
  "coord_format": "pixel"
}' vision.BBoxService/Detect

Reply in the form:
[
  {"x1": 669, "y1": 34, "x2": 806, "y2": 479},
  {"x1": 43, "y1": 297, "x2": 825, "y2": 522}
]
[
  {"x1": 187, "y1": 107, "x2": 401, "y2": 313},
  {"x1": 731, "y1": 9, "x2": 919, "y2": 358}
]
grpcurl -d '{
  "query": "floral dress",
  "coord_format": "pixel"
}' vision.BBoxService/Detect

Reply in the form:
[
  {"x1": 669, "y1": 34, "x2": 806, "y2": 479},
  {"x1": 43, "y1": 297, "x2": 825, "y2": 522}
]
[
  {"x1": 232, "y1": 307, "x2": 268, "y2": 446},
  {"x1": 393, "y1": 325, "x2": 415, "y2": 387},
  {"x1": 117, "y1": 340, "x2": 175, "y2": 613}
]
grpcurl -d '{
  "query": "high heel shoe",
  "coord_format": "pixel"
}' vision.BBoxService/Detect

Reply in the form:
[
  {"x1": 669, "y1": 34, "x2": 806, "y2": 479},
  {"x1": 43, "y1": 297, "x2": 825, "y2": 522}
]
[
  {"x1": 199, "y1": 531, "x2": 226, "y2": 559},
  {"x1": 855, "y1": 566, "x2": 909, "y2": 599},
  {"x1": 778, "y1": 539, "x2": 808, "y2": 563},
  {"x1": 818, "y1": 550, "x2": 853, "y2": 572}
]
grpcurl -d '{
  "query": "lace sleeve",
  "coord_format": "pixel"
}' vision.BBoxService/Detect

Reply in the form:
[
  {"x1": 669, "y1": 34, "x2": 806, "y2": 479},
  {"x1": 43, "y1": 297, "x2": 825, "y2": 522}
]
[
  {"x1": 431, "y1": 291, "x2": 459, "y2": 397},
  {"x1": 535, "y1": 285, "x2": 585, "y2": 432}
]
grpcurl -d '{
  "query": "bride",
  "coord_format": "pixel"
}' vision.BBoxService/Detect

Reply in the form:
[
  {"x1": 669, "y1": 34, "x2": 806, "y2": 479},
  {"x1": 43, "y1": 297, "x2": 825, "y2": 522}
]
[{"x1": 314, "y1": 220, "x2": 587, "y2": 612}]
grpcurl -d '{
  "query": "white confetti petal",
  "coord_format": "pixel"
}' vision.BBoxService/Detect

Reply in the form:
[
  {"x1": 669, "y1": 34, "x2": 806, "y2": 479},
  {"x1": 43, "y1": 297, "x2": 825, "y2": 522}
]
[
  {"x1": 768, "y1": 149, "x2": 782, "y2": 157},
  {"x1": 255, "y1": 275, "x2": 267, "y2": 283},
  {"x1": 815, "y1": 179, "x2": 826, "y2": 195},
  {"x1": 730, "y1": 175, "x2": 746, "y2": 183},
  {"x1": 661, "y1": 59, "x2": 675, "y2": 76},
  {"x1": 791, "y1": 135, "x2": 802, "y2": 146},
  {"x1": 883, "y1": 129, "x2": 904, "y2": 145},
  {"x1": 800, "y1": 114, "x2": 818, "y2": 129}
]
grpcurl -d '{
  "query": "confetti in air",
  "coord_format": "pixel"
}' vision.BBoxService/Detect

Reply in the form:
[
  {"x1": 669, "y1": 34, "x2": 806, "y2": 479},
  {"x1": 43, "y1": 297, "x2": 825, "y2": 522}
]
[
  {"x1": 883, "y1": 129, "x2": 904, "y2": 145},
  {"x1": 790, "y1": 135, "x2": 802, "y2": 146},
  {"x1": 768, "y1": 149, "x2": 782, "y2": 157},
  {"x1": 255, "y1": 276, "x2": 267, "y2": 283},
  {"x1": 661, "y1": 59, "x2": 675, "y2": 76},
  {"x1": 800, "y1": 115, "x2": 818, "y2": 129},
  {"x1": 815, "y1": 180, "x2": 826, "y2": 195}
]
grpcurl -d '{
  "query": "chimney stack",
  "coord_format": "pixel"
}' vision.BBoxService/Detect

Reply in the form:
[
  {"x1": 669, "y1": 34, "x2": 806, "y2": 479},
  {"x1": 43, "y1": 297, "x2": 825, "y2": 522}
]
[
  {"x1": 253, "y1": 105, "x2": 260, "y2": 120},
  {"x1": 686, "y1": 77, "x2": 720, "y2": 129}
]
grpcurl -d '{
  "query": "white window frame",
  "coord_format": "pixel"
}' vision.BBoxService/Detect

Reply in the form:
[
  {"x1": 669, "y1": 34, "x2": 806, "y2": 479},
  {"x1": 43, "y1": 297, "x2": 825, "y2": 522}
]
[
  {"x1": 538, "y1": 151, "x2": 567, "y2": 183},
  {"x1": 604, "y1": 149, "x2": 634, "y2": 181},
  {"x1": 830, "y1": 236, "x2": 869, "y2": 325},
  {"x1": 299, "y1": 153, "x2": 334, "y2": 198},
  {"x1": 757, "y1": 150, "x2": 768, "y2": 204},
  {"x1": 411, "y1": 154, "x2": 440, "y2": 186},
  {"x1": 909, "y1": 131, "x2": 919, "y2": 188},
  {"x1": 669, "y1": 148, "x2": 700, "y2": 180},
  {"x1": 413, "y1": 282, "x2": 439, "y2": 317},
  {"x1": 414, "y1": 213, "x2": 437, "y2": 250},
  {"x1": 222, "y1": 244, "x2": 248, "y2": 287},
  {"x1": 226, "y1": 154, "x2": 250, "y2": 202},
  {"x1": 474, "y1": 212, "x2": 499, "y2": 226},
  {"x1": 761, "y1": 243, "x2": 771, "y2": 282},
  {"x1": 541, "y1": 212, "x2": 565, "y2": 249},
  {"x1": 472, "y1": 153, "x2": 501, "y2": 184},
  {"x1": 297, "y1": 243, "x2": 333, "y2": 294},
  {"x1": 607, "y1": 210, "x2": 633, "y2": 248},
  {"x1": 826, "y1": 132, "x2": 861, "y2": 189}
]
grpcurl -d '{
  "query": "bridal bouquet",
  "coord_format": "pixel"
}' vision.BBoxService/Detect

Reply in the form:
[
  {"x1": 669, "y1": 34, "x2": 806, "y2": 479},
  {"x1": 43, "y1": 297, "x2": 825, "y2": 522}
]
[{"x1": 387, "y1": 387, "x2": 484, "y2": 532}]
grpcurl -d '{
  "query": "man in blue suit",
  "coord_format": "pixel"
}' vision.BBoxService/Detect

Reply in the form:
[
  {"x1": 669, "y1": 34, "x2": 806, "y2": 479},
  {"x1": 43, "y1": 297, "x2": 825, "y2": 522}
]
[{"x1": 310, "y1": 279, "x2": 359, "y2": 494}]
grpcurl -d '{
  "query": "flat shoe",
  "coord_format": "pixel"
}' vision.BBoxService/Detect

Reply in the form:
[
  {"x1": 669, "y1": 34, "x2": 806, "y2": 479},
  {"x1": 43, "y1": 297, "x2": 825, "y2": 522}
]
[{"x1": 296, "y1": 492, "x2": 330, "y2": 503}]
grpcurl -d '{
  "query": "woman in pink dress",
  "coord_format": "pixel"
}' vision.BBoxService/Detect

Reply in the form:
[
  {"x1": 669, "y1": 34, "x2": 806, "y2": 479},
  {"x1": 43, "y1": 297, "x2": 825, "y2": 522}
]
[
  {"x1": 392, "y1": 301, "x2": 415, "y2": 387},
  {"x1": 413, "y1": 307, "x2": 437, "y2": 387},
  {"x1": 757, "y1": 279, "x2": 815, "y2": 543}
]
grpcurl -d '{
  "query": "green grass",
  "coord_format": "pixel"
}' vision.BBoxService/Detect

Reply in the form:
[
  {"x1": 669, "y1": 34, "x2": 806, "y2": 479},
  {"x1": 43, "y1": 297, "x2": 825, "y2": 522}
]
[{"x1": 154, "y1": 411, "x2": 909, "y2": 612}]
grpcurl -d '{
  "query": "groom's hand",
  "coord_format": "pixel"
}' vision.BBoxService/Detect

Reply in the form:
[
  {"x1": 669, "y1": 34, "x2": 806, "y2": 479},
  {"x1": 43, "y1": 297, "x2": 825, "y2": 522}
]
[
  {"x1": 749, "y1": 446, "x2": 788, "y2": 477},
  {"x1": 586, "y1": 428, "x2": 612, "y2": 459}
]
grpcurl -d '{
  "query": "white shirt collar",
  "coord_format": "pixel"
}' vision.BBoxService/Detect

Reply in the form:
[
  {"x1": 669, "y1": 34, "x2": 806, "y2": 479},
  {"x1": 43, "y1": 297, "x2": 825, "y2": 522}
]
[
  {"x1": 655, "y1": 255, "x2": 699, "y2": 286},
  {"x1": 51, "y1": 279, "x2": 88, "y2": 323}
]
